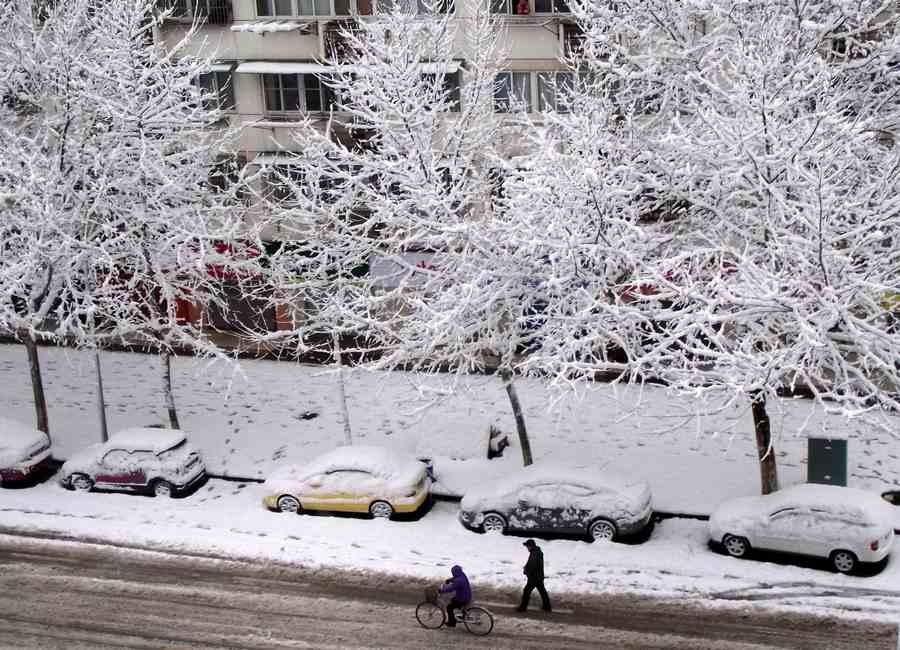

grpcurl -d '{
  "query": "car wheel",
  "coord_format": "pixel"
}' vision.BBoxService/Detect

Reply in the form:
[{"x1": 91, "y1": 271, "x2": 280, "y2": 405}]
[
  {"x1": 481, "y1": 513, "x2": 506, "y2": 535},
  {"x1": 831, "y1": 549, "x2": 857, "y2": 574},
  {"x1": 722, "y1": 534, "x2": 750, "y2": 558},
  {"x1": 589, "y1": 519, "x2": 617, "y2": 542},
  {"x1": 369, "y1": 500, "x2": 394, "y2": 519},
  {"x1": 152, "y1": 480, "x2": 174, "y2": 498},
  {"x1": 70, "y1": 474, "x2": 94, "y2": 492},
  {"x1": 276, "y1": 495, "x2": 302, "y2": 514}
]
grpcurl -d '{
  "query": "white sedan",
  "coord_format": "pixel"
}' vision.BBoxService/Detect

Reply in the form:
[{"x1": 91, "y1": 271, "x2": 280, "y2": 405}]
[{"x1": 709, "y1": 483, "x2": 895, "y2": 574}]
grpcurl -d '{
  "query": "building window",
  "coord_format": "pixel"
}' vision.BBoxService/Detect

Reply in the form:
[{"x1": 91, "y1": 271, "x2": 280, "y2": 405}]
[
  {"x1": 256, "y1": 0, "x2": 295, "y2": 15},
  {"x1": 422, "y1": 71, "x2": 461, "y2": 112},
  {"x1": 263, "y1": 74, "x2": 333, "y2": 113},
  {"x1": 165, "y1": 0, "x2": 232, "y2": 22},
  {"x1": 375, "y1": 0, "x2": 454, "y2": 12},
  {"x1": 494, "y1": 72, "x2": 532, "y2": 113},
  {"x1": 491, "y1": 0, "x2": 568, "y2": 14},
  {"x1": 537, "y1": 72, "x2": 574, "y2": 112},
  {"x1": 562, "y1": 23, "x2": 586, "y2": 57},
  {"x1": 264, "y1": 74, "x2": 299, "y2": 112},
  {"x1": 198, "y1": 70, "x2": 235, "y2": 111},
  {"x1": 256, "y1": 0, "x2": 448, "y2": 16},
  {"x1": 416, "y1": 0, "x2": 454, "y2": 12},
  {"x1": 298, "y1": 0, "x2": 333, "y2": 14}
]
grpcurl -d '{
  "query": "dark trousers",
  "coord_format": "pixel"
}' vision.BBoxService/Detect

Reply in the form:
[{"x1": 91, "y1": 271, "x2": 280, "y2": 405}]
[
  {"x1": 446, "y1": 598, "x2": 465, "y2": 626},
  {"x1": 519, "y1": 579, "x2": 551, "y2": 611}
]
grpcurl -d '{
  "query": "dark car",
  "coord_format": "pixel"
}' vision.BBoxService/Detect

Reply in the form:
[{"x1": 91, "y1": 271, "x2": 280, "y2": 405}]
[
  {"x1": 0, "y1": 417, "x2": 53, "y2": 486},
  {"x1": 458, "y1": 464, "x2": 653, "y2": 542}
]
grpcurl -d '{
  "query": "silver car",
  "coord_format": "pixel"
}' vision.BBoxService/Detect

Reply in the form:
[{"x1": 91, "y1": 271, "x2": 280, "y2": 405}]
[{"x1": 709, "y1": 484, "x2": 895, "y2": 574}]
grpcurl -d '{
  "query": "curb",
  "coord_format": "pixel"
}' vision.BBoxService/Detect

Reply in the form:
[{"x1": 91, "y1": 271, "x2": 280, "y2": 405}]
[
  {"x1": 38, "y1": 465, "x2": 900, "y2": 535},
  {"x1": 207, "y1": 473, "x2": 264, "y2": 483}
]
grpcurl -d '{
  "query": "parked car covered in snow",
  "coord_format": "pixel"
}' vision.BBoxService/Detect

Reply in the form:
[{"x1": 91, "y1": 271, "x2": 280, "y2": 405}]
[
  {"x1": 0, "y1": 417, "x2": 52, "y2": 486},
  {"x1": 262, "y1": 445, "x2": 431, "y2": 519},
  {"x1": 458, "y1": 465, "x2": 654, "y2": 542},
  {"x1": 709, "y1": 483, "x2": 895, "y2": 574},
  {"x1": 59, "y1": 428, "x2": 205, "y2": 497}
]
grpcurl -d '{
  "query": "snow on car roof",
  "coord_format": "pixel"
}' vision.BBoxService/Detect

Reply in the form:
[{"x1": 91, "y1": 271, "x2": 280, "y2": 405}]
[
  {"x1": 464, "y1": 462, "x2": 645, "y2": 501},
  {"x1": 767, "y1": 483, "x2": 894, "y2": 524},
  {"x1": 267, "y1": 445, "x2": 423, "y2": 484},
  {"x1": 107, "y1": 428, "x2": 187, "y2": 454},
  {"x1": 0, "y1": 417, "x2": 49, "y2": 450},
  {"x1": 300, "y1": 445, "x2": 417, "y2": 478}
]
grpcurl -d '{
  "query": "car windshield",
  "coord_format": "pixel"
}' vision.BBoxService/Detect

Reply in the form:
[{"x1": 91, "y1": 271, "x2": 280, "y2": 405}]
[{"x1": 157, "y1": 440, "x2": 187, "y2": 460}]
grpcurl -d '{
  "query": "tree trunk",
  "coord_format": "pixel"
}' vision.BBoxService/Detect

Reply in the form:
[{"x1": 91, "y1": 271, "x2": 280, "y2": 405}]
[
  {"x1": 161, "y1": 350, "x2": 180, "y2": 429},
  {"x1": 94, "y1": 349, "x2": 109, "y2": 442},
  {"x1": 333, "y1": 330, "x2": 352, "y2": 445},
  {"x1": 23, "y1": 334, "x2": 50, "y2": 441},
  {"x1": 499, "y1": 368, "x2": 533, "y2": 466},
  {"x1": 751, "y1": 392, "x2": 779, "y2": 495}
]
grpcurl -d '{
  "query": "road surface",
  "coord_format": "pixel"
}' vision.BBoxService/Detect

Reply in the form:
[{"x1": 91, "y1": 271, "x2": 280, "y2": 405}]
[{"x1": 0, "y1": 536, "x2": 896, "y2": 650}]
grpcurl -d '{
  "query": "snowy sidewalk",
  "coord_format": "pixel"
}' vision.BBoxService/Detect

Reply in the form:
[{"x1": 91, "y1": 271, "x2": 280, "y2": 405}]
[{"x1": 1, "y1": 344, "x2": 898, "y2": 519}]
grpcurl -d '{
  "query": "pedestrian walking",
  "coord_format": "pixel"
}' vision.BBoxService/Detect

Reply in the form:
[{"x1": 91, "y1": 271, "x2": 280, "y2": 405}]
[{"x1": 516, "y1": 539, "x2": 551, "y2": 613}]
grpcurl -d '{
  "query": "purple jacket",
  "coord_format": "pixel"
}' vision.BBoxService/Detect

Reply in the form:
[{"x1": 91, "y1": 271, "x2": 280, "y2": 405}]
[{"x1": 439, "y1": 565, "x2": 472, "y2": 603}]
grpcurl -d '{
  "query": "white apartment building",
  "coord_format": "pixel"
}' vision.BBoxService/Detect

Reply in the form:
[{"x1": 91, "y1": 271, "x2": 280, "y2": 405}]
[
  {"x1": 156, "y1": 0, "x2": 581, "y2": 175},
  {"x1": 155, "y1": 0, "x2": 581, "y2": 330}
]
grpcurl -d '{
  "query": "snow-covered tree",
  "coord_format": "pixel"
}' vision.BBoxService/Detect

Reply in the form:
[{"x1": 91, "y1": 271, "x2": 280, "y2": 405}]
[
  {"x1": 0, "y1": 0, "x2": 254, "y2": 434},
  {"x1": 517, "y1": 0, "x2": 900, "y2": 493},
  {"x1": 256, "y1": 8, "x2": 559, "y2": 460}
]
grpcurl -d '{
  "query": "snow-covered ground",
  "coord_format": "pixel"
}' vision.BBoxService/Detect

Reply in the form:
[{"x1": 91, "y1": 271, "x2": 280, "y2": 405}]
[
  {"x1": 2, "y1": 343, "x2": 900, "y2": 624},
  {"x1": 1, "y1": 344, "x2": 897, "y2": 516},
  {"x1": 1, "y1": 479, "x2": 900, "y2": 623}
]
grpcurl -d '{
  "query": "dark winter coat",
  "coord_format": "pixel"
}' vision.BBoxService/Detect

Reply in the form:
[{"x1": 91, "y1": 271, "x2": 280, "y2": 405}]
[
  {"x1": 439, "y1": 565, "x2": 472, "y2": 603},
  {"x1": 524, "y1": 546, "x2": 544, "y2": 582}
]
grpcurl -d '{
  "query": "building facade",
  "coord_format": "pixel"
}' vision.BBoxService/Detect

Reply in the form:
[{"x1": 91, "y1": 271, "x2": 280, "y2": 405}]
[{"x1": 156, "y1": 0, "x2": 579, "y2": 170}]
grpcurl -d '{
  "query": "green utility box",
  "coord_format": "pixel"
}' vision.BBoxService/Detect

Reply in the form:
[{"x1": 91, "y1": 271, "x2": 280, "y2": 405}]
[{"x1": 807, "y1": 437, "x2": 848, "y2": 487}]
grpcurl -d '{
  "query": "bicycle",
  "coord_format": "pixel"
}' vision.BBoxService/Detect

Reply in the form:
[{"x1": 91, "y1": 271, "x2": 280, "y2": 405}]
[{"x1": 415, "y1": 587, "x2": 495, "y2": 636}]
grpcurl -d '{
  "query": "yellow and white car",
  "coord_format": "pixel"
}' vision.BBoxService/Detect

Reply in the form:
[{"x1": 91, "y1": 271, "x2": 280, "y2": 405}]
[{"x1": 262, "y1": 445, "x2": 431, "y2": 519}]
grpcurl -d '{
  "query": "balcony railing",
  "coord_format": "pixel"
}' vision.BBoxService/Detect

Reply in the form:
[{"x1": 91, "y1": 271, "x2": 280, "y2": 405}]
[{"x1": 158, "y1": 0, "x2": 232, "y2": 25}]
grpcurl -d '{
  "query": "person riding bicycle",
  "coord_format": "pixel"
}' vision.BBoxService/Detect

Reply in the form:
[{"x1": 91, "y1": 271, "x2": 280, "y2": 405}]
[{"x1": 438, "y1": 565, "x2": 472, "y2": 628}]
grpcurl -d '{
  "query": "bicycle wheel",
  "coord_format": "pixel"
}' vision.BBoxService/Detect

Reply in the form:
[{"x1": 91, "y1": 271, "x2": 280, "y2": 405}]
[
  {"x1": 415, "y1": 601, "x2": 445, "y2": 629},
  {"x1": 462, "y1": 606, "x2": 494, "y2": 636}
]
